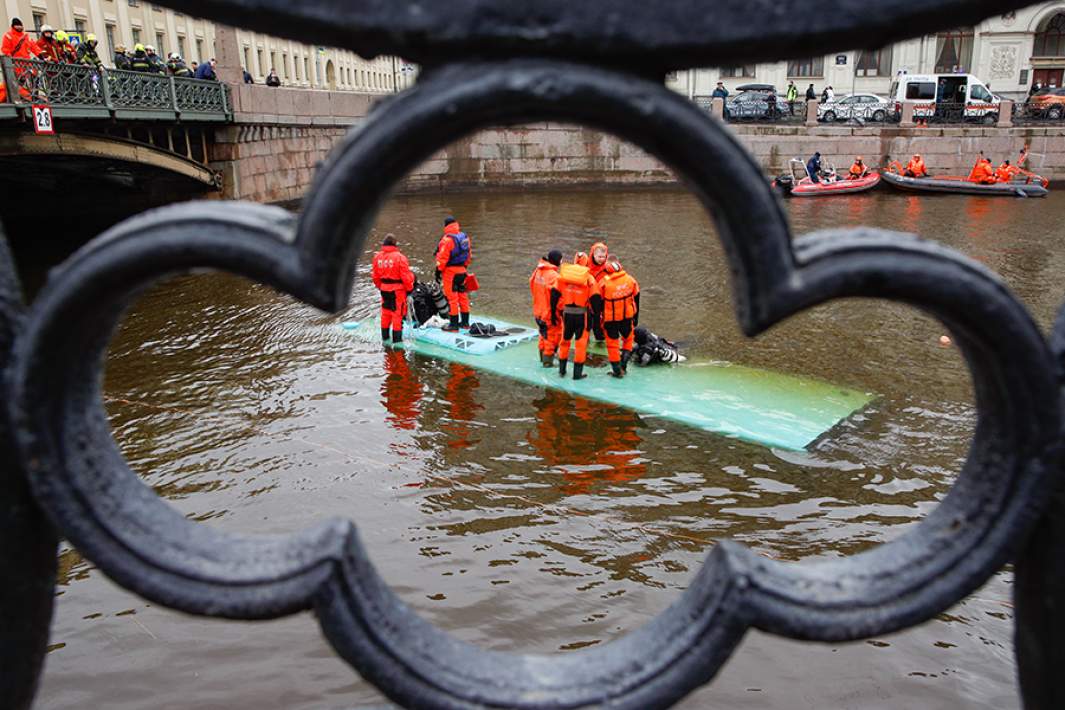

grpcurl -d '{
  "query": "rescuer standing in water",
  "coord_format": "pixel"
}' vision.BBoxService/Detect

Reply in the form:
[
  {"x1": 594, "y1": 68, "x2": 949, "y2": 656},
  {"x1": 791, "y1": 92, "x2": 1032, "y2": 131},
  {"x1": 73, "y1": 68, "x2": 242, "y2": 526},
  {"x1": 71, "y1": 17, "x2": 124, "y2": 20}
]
[
  {"x1": 371, "y1": 234, "x2": 416, "y2": 345},
  {"x1": 551, "y1": 254, "x2": 602, "y2": 381},
  {"x1": 436, "y1": 216, "x2": 473, "y2": 332},
  {"x1": 530, "y1": 249, "x2": 564, "y2": 367}
]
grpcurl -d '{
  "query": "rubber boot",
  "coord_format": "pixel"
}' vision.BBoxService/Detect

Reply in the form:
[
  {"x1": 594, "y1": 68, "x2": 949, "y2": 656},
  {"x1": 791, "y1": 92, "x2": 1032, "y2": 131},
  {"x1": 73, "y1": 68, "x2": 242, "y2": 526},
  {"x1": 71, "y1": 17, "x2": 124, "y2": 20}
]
[
  {"x1": 392, "y1": 329, "x2": 403, "y2": 345},
  {"x1": 558, "y1": 359, "x2": 568, "y2": 377},
  {"x1": 621, "y1": 350, "x2": 632, "y2": 373},
  {"x1": 460, "y1": 311, "x2": 470, "y2": 329},
  {"x1": 610, "y1": 361, "x2": 624, "y2": 378},
  {"x1": 381, "y1": 327, "x2": 391, "y2": 344},
  {"x1": 541, "y1": 352, "x2": 555, "y2": 368},
  {"x1": 573, "y1": 363, "x2": 587, "y2": 381},
  {"x1": 443, "y1": 315, "x2": 460, "y2": 332}
]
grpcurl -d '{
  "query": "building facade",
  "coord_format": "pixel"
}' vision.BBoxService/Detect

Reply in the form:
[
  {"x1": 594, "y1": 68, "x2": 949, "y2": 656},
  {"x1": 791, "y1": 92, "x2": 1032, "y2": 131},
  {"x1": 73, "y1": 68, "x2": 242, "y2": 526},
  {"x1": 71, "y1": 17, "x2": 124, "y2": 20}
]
[
  {"x1": 668, "y1": 3, "x2": 1065, "y2": 101},
  {"x1": 2, "y1": 0, "x2": 415, "y2": 91}
]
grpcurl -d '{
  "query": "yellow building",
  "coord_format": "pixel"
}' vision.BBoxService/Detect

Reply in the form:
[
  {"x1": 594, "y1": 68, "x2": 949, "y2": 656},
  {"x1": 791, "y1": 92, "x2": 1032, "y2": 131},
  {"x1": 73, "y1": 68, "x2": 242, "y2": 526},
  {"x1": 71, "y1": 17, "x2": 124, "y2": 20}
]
[{"x1": 1, "y1": 0, "x2": 415, "y2": 91}]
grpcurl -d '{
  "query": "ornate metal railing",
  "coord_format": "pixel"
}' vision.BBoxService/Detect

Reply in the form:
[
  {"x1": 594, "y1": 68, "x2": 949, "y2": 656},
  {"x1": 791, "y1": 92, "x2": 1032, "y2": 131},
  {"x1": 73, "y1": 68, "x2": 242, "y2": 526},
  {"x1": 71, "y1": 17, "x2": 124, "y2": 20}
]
[
  {"x1": 3, "y1": 1, "x2": 1065, "y2": 709},
  {"x1": 0, "y1": 57, "x2": 231, "y2": 121}
]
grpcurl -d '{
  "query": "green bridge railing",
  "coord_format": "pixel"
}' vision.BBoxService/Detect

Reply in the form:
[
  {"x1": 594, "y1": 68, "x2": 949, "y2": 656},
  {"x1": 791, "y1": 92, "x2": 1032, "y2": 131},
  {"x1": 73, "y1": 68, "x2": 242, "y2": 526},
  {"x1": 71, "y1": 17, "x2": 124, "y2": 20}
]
[{"x1": 0, "y1": 56, "x2": 232, "y2": 123}]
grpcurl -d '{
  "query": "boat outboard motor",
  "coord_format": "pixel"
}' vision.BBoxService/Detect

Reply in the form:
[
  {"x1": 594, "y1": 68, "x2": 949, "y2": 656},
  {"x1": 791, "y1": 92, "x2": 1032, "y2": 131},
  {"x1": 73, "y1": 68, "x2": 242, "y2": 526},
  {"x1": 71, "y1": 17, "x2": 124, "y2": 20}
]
[{"x1": 773, "y1": 174, "x2": 794, "y2": 196}]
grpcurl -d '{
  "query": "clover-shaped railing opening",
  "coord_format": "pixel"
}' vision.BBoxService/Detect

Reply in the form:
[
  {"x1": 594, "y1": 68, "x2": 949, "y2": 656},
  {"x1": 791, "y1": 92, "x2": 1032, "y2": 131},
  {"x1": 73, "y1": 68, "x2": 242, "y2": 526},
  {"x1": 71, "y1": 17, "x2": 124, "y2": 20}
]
[{"x1": 7, "y1": 0, "x2": 1065, "y2": 708}]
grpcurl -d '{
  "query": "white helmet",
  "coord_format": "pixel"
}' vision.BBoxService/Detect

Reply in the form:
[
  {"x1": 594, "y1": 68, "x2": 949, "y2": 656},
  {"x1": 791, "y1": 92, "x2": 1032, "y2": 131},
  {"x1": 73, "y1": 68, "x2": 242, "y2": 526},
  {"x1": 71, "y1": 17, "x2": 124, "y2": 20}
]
[{"x1": 40, "y1": 24, "x2": 55, "y2": 34}]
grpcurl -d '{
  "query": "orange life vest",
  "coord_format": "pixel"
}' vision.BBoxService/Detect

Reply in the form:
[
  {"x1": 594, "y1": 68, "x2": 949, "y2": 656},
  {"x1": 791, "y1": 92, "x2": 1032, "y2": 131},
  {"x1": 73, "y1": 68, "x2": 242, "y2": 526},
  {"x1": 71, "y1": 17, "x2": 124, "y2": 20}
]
[
  {"x1": 996, "y1": 164, "x2": 1016, "y2": 183},
  {"x1": 969, "y1": 160, "x2": 995, "y2": 184},
  {"x1": 556, "y1": 263, "x2": 597, "y2": 310},
  {"x1": 371, "y1": 246, "x2": 415, "y2": 292},
  {"x1": 907, "y1": 157, "x2": 926, "y2": 176},
  {"x1": 601, "y1": 269, "x2": 639, "y2": 322},
  {"x1": 529, "y1": 259, "x2": 559, "y2": 321}
]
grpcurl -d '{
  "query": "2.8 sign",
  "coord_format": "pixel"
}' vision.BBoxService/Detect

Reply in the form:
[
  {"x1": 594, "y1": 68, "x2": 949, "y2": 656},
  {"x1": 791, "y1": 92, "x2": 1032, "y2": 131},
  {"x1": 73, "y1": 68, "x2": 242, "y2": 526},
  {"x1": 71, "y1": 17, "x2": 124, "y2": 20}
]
[{"x1": 32, "y1": 105, "x2": 55, "y2": 135}]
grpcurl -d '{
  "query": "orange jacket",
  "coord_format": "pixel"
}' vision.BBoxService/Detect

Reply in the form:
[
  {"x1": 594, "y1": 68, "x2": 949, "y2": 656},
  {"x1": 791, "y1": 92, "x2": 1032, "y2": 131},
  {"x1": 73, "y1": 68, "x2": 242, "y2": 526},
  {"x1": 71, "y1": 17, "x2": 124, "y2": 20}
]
[
  {"x1": 849, "y1": 162, "x2": 866, "y2": 177},
  {"x1": 552, "y1": 263, "x2": 600, "y2": 313},
  {"x1": 995, "y1": 164, "x2": 1017, "y2": 183},
  {"x1": 588, "y1": 242, "x2": 609, "y2": 283},
  {"x1": 906, "y1": 157, "x2": 927, "y2": 177},
  {"x1": 601, "y1": 268, "x2": 640, "y2": 322},
  {"x1": 969, "y1": 160, "x2": 995, "y2": 184},
  {"x1": 529, "y1": 259, "x2": 559, "y2": 322},
  {"x1": 2, "y1": 27, "x2": 38, "y2": 59},
  {"x1": 35, "y1": 37, "x2": 64, "y2": 63},
  {"x1": 436, "y1": 222, "x2": 471, "y2": 271},
  {"x1": 371, "y1": 245, "x2": 415, "y2": 292}
]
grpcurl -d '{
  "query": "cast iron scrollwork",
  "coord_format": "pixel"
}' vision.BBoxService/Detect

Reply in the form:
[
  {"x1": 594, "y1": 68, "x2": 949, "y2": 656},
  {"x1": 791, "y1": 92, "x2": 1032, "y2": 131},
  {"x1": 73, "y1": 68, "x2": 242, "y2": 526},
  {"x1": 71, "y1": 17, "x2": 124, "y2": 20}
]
[{"x1": 4, "y1": 1, "x2": 1065, "y2": 708}]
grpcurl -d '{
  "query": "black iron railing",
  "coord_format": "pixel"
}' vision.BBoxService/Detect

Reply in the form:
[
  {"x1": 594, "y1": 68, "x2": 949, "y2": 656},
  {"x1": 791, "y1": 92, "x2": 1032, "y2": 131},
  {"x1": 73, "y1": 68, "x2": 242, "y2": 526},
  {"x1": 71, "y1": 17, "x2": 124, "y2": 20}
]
[
  {"x1": 0, "y1": 57, "x2": 231, "y2": 121},
  {"x1": 3, "y1": 1, "x2": 1064, "y2": 709}
]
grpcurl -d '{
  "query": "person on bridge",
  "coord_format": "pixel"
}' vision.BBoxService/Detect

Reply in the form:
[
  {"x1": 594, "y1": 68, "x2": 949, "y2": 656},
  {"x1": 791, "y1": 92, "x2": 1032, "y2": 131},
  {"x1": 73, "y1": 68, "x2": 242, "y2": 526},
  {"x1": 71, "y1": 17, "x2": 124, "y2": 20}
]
[
  {"x1": 435, "y1": 217, "x2": 473, "y2": 332},
  {"x1": 786, "y1": 81, "x2": 799, "y2": 115},
  {"x1": 2, "y1": 18, "x2": 39, "y2": 60},
  {"x1": 194, "y1": 58, "x2": 217, "y2": 81},
  {"x1": 266, "y1": 69, "x2": 281, "y2": 87},
  {"x1": 805, "y1": 84, "x2": 817, "y2": 101},
  {"x1": 968, "y1": 156, "x2": 997, "y2": 185},
  {"x1": 145, "y1": 45, "x2": 166, "y2": 73},
  {"x1": 113, "y1": 45, "x2": 131, "y2": 71},
  {"x1": 587, "y1": 242, "x2": 610, "y2": 342},
  {"x1": 848, "y1": 156, "x2": 869, "y2": 180},
  {"x1": 167, "y1": 53, "x2": 192, "y2": 78},
  {"x1": 55, "y1": 31, "x2": 77, "y2": 64},
  {"x1": 904, "y1": 154, "x2": 928, "y2": 178},
  {"x1": 34, "y1": 25, "x2": 63, "y2": 63},
  {"x1": 129, "y1": 44, "x2": 151, "y2": 72},
  {"x1": 996, "y1": 160, "x2": 1018, "y2": 183},
  {"x1": 372, "y1": 234, "x2": 416, "y2": 345},
  {"x1": 600, "y1": 258, "x2": 640, "y2": 379},
  {"x1": 551, "y1": 256, "x2": 602, "y2": 381},
  {"x1": 530, "y1": 249, "x2": 564, "y2": 367},
  {"x1": 77, "y1": 34, "x2": 103, "y2": 71}
]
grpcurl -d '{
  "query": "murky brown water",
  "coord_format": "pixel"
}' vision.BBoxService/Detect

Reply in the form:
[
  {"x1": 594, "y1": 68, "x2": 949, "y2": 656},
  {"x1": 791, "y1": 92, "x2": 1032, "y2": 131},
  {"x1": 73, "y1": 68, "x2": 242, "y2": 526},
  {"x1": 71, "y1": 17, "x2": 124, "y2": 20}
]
[{"x1": 32, "y1": 186, "x2": 1065, "y2": 709}]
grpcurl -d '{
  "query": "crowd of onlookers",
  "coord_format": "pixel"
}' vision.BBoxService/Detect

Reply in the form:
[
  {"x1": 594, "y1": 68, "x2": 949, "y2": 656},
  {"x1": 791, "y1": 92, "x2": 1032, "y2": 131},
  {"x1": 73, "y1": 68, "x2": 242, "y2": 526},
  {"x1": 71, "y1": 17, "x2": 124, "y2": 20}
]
[{"x1": 2, "y1": 17, "x2": 219, "y2": 81}]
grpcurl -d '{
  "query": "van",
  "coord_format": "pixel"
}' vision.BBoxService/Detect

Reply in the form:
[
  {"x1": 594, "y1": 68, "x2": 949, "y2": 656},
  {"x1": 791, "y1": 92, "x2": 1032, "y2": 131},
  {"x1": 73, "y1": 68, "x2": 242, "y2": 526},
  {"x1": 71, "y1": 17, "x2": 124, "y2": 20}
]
[{"x1": 888, "y1": 73, "x2": 1000, "y2": 124}]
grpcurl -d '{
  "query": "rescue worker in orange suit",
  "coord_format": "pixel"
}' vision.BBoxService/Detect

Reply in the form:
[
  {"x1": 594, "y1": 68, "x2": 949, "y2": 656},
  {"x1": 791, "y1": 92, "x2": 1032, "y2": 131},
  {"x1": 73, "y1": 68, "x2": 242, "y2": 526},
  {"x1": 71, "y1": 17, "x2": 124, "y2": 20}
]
[
  {"x1": 587, "y1": 242, "x2": 610, "y2": 342},
  {"x1": 847, "y1": 156, "x2": 869, "y2": 180},
  {"x1": 550, "y1": 256, "x2": 602, "y2": 381},
  {"x1": 599, "y1": 258, "x2": 641, "y2": 378},
  {"x1": 435, "y1": 216, "x2": 472, "y2": 332},
  {"x1": 530, "y1": 249, "x2": 564, "y2": 367},
  {"x1": 371, "y1": 234, "x2": 416, "y2": 345},
  {"x1": 904, "y1": 154, "x2": 927, "y2": 178},
  {"x1": 995, "y1": 160, "x2": 1018, "y2": 183},
  {"x1": 2, "y1": 18, "x2": 39, "y2": 60},
  {"x1": 968, "y1": 156, "x2": 996, "y2": 185},
  {"x1": 34, "y1": 25, "x2": 63, "y2": 63}
]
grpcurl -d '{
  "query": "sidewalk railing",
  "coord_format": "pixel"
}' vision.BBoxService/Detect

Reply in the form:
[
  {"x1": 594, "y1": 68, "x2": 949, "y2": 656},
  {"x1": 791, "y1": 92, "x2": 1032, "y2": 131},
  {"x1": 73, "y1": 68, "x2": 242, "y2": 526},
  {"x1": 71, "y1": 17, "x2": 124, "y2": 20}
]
[{"x1": 0, "y1": 56, "x2": 231, "y2": 122}]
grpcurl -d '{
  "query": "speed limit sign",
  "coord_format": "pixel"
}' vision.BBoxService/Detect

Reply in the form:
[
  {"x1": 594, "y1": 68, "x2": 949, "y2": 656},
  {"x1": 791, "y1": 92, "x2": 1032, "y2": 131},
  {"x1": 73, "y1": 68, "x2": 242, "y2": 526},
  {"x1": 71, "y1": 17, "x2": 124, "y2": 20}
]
[{"x1": 32, "y1": 105, "x2": 55, "y2": 135}]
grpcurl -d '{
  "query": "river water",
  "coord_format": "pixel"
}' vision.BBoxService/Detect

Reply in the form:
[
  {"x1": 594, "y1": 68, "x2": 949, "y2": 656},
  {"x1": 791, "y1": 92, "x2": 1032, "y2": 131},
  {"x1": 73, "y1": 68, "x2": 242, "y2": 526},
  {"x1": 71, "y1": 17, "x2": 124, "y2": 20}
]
[{"x1": 28, "y1": 186, "x2": 1064, "y2": 709}]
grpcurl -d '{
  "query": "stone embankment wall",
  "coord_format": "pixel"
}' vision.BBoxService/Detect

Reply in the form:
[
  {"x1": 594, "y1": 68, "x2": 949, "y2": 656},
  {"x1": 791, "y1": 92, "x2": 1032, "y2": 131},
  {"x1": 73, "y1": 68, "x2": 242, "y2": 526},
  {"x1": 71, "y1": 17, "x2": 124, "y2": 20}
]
[{"x1": 211, "y1": 88, "x2": 1065, "y2": 203}]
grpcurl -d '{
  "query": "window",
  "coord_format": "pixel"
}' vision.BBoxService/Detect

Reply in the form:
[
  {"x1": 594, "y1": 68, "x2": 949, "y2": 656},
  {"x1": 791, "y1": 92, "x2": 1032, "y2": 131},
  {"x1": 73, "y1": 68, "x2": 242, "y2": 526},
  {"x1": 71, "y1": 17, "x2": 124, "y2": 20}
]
[
  {"x1": 935, "y1": 28, "x2": 974, "y2": 73},
  {"x1": 155, "y1": 32, "x2": 165, "y2": 55},
  {"x1": 971, "y1": 84, "x2": 992, "y2": 102},
  {"x1": 282, "y1": 53, "x2": 289, "y2": 78},
  {"x1": 257, "y1": 48, "x2": 264, "y2": 75},
  {"x1": 128, "y1": 0, "x2": 139, "y2": 6},
  {"x1": 856, "y1": 48, "x2": 892, "y2": 77},
  {"x1": 196, "y1": 39, "x2": 204, "y2": 61},
  {"x1": 304, "y1": 58, "x2": 310, "y2": 84},
  {"x1": 271, "y1": 51, "x2": 278, "y2": 74},
  {"x1": 178, "y1": 36, "x2": 187, "y2": 59},
  {"x1": 243, "y1": 47, "x2": 251, "y2": 73},
  {"x1": 32, "y1": 14, "x2": 45, "y2": 32},
  {"x1": 905, "y1": 82, "x2": 936, "y2": 100},
  {"x1": 720, "y1": 65, "x2": 755, "y2": 78},
  {"x1": 105, "y1": 24, "x2": 116, "y2": 57},
  {"x1": 131, "y1": 28, "x2": 142, "y2": 45},
  {"x1": 1035, "y1": 14, "x2": 1065, "y2": 57},
  {"x1": 787, "y1": 57, "x2": 825, "y2": 78},
  {"x1": 74, "y1": 18, "x2": 87, "y2": 35}
]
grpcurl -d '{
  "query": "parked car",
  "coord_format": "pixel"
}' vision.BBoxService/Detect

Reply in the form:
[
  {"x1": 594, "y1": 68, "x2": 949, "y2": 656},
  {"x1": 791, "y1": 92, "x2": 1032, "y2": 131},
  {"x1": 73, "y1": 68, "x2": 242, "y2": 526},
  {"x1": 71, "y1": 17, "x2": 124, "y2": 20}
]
[
  {"x1": 726, "y1": 87, "x2": 781, "y2": 120},
  {"x1": 817, "y1": 93, "x2": 892, "y2": 122},
  {"x1": 1027, "y1": 88, "x2": 1065, "y2": 119},
  {"x1": 886, "y1": 73, "x2": 1000, "y2": 124}
]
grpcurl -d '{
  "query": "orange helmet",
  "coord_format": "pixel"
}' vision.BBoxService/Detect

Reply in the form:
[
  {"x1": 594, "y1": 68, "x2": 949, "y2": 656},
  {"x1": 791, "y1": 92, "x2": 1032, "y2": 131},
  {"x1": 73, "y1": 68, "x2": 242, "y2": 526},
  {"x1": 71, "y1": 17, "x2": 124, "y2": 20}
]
[{"x1": 603, "y1": 259, "x2": 623, "y2": 275}]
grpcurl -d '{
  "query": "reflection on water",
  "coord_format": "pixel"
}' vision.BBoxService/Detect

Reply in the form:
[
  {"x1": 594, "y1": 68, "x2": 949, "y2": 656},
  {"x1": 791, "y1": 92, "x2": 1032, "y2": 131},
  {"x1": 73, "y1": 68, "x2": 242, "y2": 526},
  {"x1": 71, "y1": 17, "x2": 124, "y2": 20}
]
[{"x1": 32, "y1": 188, "x2": 1063, "y2": 709}]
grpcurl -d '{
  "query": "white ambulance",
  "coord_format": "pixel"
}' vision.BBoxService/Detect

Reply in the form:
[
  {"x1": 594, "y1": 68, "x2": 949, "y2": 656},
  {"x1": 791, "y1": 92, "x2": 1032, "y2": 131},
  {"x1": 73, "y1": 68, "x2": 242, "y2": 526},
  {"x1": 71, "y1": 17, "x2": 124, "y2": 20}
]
[{"x1": 888, "y1": 73, "x2": 1001, "y2": 124}]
